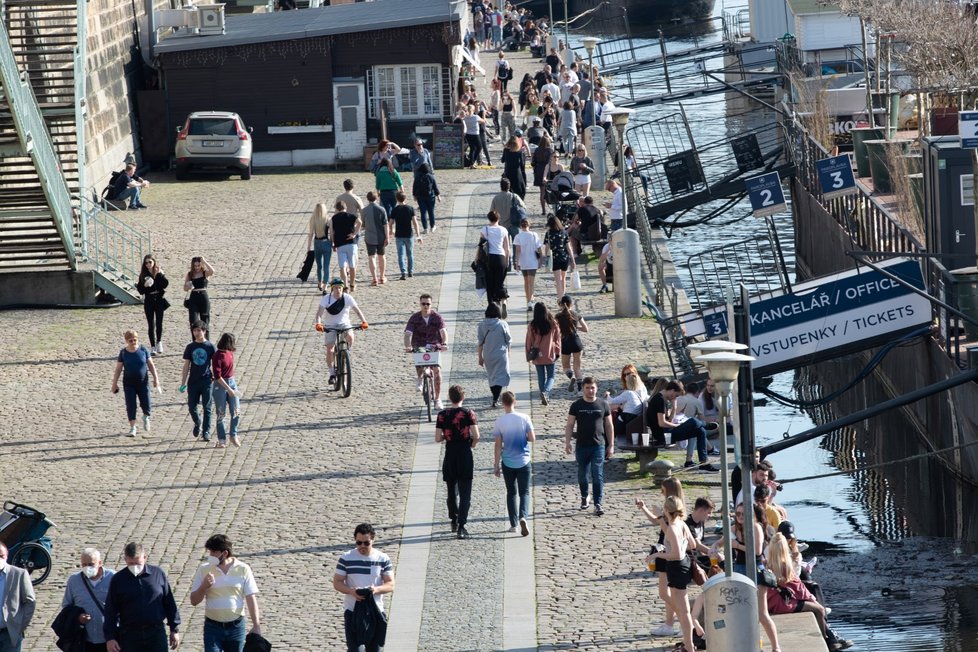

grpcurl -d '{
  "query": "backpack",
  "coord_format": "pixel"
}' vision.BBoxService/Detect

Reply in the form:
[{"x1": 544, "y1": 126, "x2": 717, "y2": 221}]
[{"x1": 101, "y1": 170, "x2": 123, "y2": 200}]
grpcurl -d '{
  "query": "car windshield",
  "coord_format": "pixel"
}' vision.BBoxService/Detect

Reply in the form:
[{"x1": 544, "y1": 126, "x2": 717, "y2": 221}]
[{"x1": 188, "y1": 118, "x2": 237, "y2": 136}]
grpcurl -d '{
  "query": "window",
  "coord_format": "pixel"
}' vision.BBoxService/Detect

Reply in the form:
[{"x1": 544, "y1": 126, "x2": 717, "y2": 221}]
[{"x1": 368, "y1": 64, "x2": 443, "y2": 119}]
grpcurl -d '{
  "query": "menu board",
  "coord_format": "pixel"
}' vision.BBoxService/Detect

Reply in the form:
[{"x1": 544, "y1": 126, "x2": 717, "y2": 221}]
[
  {"x1": 433, "y1": 123, "x2": 464, "y2": 169},
  {"x1": 732, "y1": 134, "x2": 764, "y2": 172}
]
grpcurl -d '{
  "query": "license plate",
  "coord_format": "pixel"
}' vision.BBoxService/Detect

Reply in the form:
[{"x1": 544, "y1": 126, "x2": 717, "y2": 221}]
[{"x1": 202, "y1": 140, "x2": 223, "y2": 147}]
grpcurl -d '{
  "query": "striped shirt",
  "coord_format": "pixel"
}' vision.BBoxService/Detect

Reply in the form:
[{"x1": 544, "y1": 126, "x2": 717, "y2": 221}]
[
  {"x1": 190, "y1": 559, "x2": 259, "y2": 623},
  {"x1": 335, "y1": 548, "x2": 393, "y2": 613}
]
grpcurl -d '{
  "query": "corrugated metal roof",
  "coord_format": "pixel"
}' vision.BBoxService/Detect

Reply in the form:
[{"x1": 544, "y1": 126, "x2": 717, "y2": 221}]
[
  {"x1": 786, "y1": 0, "x2": 841, "y2": 16},
  {"x1": 154, "y1": 0, "x2": 464, "y2": 55}
]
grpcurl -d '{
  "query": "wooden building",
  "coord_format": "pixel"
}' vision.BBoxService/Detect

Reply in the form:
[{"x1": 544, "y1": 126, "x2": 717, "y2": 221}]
[{"x1": 152, "y1": 0, "x2": 469, "y2": 166}]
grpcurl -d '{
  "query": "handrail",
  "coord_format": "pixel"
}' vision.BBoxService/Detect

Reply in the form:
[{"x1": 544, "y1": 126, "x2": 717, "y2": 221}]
[
  {"x1": 77, "y1": 193, "x2": 152, "y2": 292},
  {"x1": 0, "y1": 19, "x2": 77, "y2": 268}
]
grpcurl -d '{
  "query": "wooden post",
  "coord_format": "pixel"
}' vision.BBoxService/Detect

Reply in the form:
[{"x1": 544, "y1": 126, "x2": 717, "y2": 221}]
[{"x1": 659, "y1": 29, "x2": 671, "y2": 94}]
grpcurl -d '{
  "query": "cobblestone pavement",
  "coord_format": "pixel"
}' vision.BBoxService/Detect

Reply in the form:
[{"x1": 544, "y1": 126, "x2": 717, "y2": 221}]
[{"x1": 0, "y1": 46, "x2": 752, "y2": 652}]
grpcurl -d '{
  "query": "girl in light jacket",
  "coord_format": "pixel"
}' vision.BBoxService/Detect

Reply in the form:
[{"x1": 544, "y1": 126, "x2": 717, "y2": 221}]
[{"x1": 525, "y1": 302, "x2": 561, "y2": 405}]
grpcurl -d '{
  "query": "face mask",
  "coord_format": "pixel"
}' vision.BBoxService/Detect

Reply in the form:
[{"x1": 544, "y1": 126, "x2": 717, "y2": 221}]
[
  {"x1": 207, "y1": 555, "x2": 222, "y2": 567},
  {"x1": 0, "y1": 558, "x2": 6, "y2": 572},
  {"x1": 82, "y1": 565, "x2": 99, "y2": 578},
  {"x1": 128, "y1": 564, "x2": 144, "y2": 576}
]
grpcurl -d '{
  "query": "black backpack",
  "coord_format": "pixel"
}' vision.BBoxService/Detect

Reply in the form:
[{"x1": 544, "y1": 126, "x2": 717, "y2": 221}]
[{"x1": 101, "y1": 170, "x2": 122, "y2": 200}]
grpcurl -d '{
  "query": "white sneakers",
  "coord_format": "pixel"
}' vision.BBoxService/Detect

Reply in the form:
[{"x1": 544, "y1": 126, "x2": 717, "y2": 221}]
[
  {"x1": 156, "y1": 342, "x2": 164, "y2": 354},
  {"x1": 651, "y1": 623, "x2": 677, "y2": 637},
  {"x1": 434, "y1": 399, "x2": 444, "y2": 410},
  {"x1": 143, "y1": 414, "x2": 151, "y2": 433},
  {"x1": 416, "y1": 377, "x2": 424, "y2": 391},
  {"x1": 127, "y1": 425, "x2": 137, "y2": 437}
]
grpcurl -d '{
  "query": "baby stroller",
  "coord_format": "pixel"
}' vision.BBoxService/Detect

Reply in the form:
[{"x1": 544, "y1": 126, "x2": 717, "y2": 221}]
[
  {"x1": 0, "y1": 501, "x2": 55, "y2": 585},
  {"x1": 546, "y1": 170, "x2": 580, "y2": 222}
]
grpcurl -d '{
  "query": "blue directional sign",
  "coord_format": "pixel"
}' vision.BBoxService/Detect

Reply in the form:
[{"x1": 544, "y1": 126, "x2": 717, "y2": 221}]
[
  {"x1": 960, "y1": 112, "x2": 978, "y2": 149},
  {"x1": 745, "y1": 171, "x2": 786, "y2": 217},
  {"x1": 816, "y1": 154, "x2": 857, "y2": 200}
]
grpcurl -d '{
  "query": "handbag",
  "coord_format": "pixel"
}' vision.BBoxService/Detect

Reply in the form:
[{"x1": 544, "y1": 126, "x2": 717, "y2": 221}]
[
  {"x1": 511, "y1": 194, "x2": 527, "y2": 227},
  {"x1": 182, "y1": 291, "x2": 192, "y2": 309},
  {"x1": 526, "y1": 346, "x2": 540, "y2": 362},
  {"x1": 160, "y1": 297, "x2": 171, "y2": 311},
  {"x1": 570, "y1": 269, "x2": 582, "y2": 290},
  {"x1": 690, "y1": 553, "x2": 707, "y2": 587}
]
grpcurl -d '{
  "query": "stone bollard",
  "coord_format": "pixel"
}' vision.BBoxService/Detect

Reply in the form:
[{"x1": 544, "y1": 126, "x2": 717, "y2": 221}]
[{"x1": 648, "y1": 458, "x2": 674, "y2": 485}]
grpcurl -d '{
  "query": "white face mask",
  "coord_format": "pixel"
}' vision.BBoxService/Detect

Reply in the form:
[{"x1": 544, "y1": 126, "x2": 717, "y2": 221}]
[
  {"x1": 128, "y1": 564, "x2": 144, "y2": 576},
  {"x1": 82, "y1": 565, "x2": 99, "y2": 579},
  {"x1": 206, "y1": 555, "x2": 222, "y2": 567}
]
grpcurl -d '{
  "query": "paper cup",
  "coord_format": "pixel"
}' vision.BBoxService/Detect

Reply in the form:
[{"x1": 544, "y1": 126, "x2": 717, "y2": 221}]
[
  {"x1": 640, "y1": 432, "x2": 650, "y2": 447},
  {"x1": 631, "y1": 432, "x2": 640, "y2": 445}
]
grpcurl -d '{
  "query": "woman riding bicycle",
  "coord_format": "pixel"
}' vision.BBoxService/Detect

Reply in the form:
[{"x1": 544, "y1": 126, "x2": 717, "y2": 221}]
[{"x1": 315, "y1": 278, "x2": 368, "y2": 386}]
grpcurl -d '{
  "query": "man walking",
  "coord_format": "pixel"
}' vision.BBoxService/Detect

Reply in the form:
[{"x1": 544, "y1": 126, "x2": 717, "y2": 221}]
[
  {"x1": 103, "y1": 542, "x2": 180, "y2": 652},
  {"x1": 61, "y1": 547, "x2": 114, "y2": 652},
  {"x1": 0, "y1": 543, "x2": 35, "y2": 652},
  {"x1": 331, "y1": 200, "x2": 362, "y2": 292},
  {"x1": 333, "y1": 524, "x2": 395, "y2": 652},
  {"x1": 490, "y1": 178, "x2": 525, "y2": 244},
  {"x1": 409, "y1": 138, "x2": 434, "y2": 177},
  {"x1": 436, "y1": 385, "x2": 481, "y2": 539},
  {"x1": 180, "y1": 321, "x2": 216, "y2": 442},
  {"x1": 361, "y1": 191, "x2": 389, "y2": 287},
  {"x1": 564, "y1": 377, "x2": 613, "y2": 516},
  {"x1": 189, "y1": 534, "x2": 261, "y2": 652},
  {"x1": 493, "y1": 391, "x2": 535, "y2": 536}
]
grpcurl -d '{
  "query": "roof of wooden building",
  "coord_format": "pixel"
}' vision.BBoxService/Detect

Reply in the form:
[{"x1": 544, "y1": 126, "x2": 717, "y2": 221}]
[{"x1": 154, "y1": 0, "x2": 465, "y2": 54}]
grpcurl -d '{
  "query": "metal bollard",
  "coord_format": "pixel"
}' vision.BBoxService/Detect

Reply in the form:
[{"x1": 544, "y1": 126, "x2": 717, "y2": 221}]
[
  {"x1": 702, "y1": 573, "x2": 760, "y2": 652},
  {"x1": 612, "y1": 228, "x2": 641, "y2": 317}
]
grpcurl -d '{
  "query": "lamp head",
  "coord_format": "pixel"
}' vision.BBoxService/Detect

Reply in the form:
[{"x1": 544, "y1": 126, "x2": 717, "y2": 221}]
[
  {"x1": 695, "y1": 351, "x2": 756, "y2": 385},
  {"x1": 607, "y1": 107, "x2": 634, "y2": 129},
  {"x1": 582, "y1": 36, "x2": 601, "y2": 55},
  {"x1": 687, "y1": 340, "x2": 748, "y2": 355}
]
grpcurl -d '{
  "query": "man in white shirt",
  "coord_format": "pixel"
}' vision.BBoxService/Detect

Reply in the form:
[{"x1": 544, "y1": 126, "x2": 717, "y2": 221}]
[
  {"x1": 333, "y1": 523, "x2": 394, "y2": 652},
  {"x1": 513, "y1": 218, "x2": 543, "y2": 309},
  {"x1": 189, "y1": 534, "x2": 262, "y2": 650},
  {"x1": 604, "y1": 179, "x2": 623, "y2": 231}
]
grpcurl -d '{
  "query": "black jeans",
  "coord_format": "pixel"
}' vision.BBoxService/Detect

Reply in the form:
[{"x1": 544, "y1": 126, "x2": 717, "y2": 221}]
[
  {"x1": 118, "y1": 625, "x2": 167, "y2": 652},
  {"x1": 143, "y1": 297, "x2": 165, "y2": 346},
  {"x1": 446, "y1": 477, "x2": 473, "y2": 526}
]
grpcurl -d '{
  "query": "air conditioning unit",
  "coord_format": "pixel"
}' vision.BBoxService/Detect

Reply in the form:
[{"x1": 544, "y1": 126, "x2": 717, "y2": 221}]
[
  {"x1": 196, "y1": 4, "x2": 226, "y2": 35},
  {"x1": 155, "y1": 7, "x2": 200, "y2": 32}
]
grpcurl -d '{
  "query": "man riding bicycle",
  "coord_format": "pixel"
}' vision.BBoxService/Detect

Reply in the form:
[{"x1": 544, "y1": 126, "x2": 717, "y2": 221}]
[
  {"x1": 404, "y1": 293, "x2": 447, "y2": 409},
  {"x1": 316, "y1": 278, "x2": 368, "y2": 385}
]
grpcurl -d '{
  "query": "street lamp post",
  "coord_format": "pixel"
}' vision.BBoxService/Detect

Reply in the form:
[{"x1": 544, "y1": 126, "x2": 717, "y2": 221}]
[
  {"x1": 607, "y1": 107, "x2": 634, "y2": 230},
  {"x1": 581, "y1": 37, "x2": 600, "y2": 129}
]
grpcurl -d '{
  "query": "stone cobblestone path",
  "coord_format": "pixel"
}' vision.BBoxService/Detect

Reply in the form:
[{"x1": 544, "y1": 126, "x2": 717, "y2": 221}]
[{"x1": 0, "y1": 47, "x2": 762, "y2": 652}]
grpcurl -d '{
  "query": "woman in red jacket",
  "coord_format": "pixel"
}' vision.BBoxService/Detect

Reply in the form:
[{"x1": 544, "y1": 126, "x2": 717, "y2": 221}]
[
  {"x1": 525, "y1": 302, "x2": 560, "y2": 405},
  {"x1": 212, "y1": 332, "x2": 242, "y2": 448}
]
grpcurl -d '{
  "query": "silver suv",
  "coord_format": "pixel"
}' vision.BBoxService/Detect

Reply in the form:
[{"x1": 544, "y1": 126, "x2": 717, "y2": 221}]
[{"x1": 174, "y1": 111, "x2": 253, "y2": 180}]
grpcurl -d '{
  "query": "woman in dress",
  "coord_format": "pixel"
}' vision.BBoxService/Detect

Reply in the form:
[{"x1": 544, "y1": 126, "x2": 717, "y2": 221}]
[
  {"x1": 532, "y1": 135, "x2": 554, "y2": 214},
  {"x1": 543, "y1": 215, "x2": 576, "y2": 300},
  {"x1": 554, "y1": 294, "x2": 588, "y2": 392},
  {"x1": 306, "y1": 203, "x2": 331, "y2": 294},
  {"x1": 435, "y1": 385, "x2": 481, "y2": 539},
  {"x1": 569, "y1": 144, "x2": 595, "y2": 197},
  {"x1": 136, "y1": 254, "x2": 170, "y2": 354},
  {"x1": 212, "y1": 332, "x2": 242, "y2": 448},
  {"x1": 525, "y1": 302, "x2": 561, "y2": 405},
  {"x1": 477, "y1": 302, "x2": 512, "y2": 408},
  {"x1": 500, "y1": 137, "x2": 527, "y2": 199},
  {"x1": 478, "y1": 210, "x2": 511, "y2": 314},
  {"x1": 183, "y1": 256, "x2": 215, "y2": 332},
  {"x1": 110, "y1": 329, "x2": 160, "y2": 437}
]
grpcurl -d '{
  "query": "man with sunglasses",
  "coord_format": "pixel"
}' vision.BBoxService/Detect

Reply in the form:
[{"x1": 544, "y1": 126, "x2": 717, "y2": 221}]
[
  {"x1": 409, "y1": 138, "x2": 434, "y2": 178},
  {"x1": 404, "y1": 294, "x2": 448, "y2": 409},
  {"x1": 333, "y1": 524, "x2": 394, "y2": 652}
]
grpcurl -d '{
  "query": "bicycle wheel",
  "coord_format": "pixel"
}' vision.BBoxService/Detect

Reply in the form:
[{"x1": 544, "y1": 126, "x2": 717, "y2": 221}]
[
  {"x1": 339, "y1": 349, "x2": 352, "y2": 398},
  {"x1": 422, "y1": 373, "x2": 433, "y2": 422},
  {"x1": 12, "y1": 542, "x2": 52, "y2": 585}
]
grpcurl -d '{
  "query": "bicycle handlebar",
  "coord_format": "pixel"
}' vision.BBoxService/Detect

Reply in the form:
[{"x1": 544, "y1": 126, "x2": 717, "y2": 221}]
[{"x1": 316, "y1": 323, "x2": 367, "y2": 333}]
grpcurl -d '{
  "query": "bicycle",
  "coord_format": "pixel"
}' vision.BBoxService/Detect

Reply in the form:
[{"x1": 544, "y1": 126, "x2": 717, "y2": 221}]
[
  {"x1": 411, "y1": 346, "x2": 442, "y2": 422},
  {"x1": 316, "y1": 323, "x2": 366, "y2": 398}
]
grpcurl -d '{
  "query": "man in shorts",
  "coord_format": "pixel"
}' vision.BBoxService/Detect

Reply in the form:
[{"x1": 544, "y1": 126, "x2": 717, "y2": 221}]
[
  {"x1": 361, "y1": 191, "x2": 389, "y2": 286},
  {"x1": 404, "y1": 293, "x2": 447, "y2": 409},
  {"x1": 333, "y1": 523, "x2": 394, "y2": 652},
  {"x1": 315, "y1": 278, "x2": 369, "y2": 386},
  {"x1": 512, "y1": 218, "x2": 542, "y2": 309},
  {"x1": 331, "y1": 200, "x2": 362, "y2": 292}
]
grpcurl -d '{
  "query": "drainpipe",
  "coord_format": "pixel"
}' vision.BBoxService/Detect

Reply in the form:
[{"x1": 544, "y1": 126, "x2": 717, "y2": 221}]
[{"x1": 146, "y1": 0, "x2": 157, "y2": 58}]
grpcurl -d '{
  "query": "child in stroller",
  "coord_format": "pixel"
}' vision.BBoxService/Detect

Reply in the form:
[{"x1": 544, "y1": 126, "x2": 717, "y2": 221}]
[{"x1": 545, "y1": 170, "x2": 579, "y2": 222}]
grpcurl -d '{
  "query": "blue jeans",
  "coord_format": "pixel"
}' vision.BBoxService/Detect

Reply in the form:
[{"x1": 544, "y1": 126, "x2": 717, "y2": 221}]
[
  {"x1": 396, "y1": 237, "x2": 415, "y2": 274},
  {"x1": 203, "y1": 617, "x2": 246, "y2": 652},
  {"x1": 417, "y1": 196, "x2": 436, "y2": 229},
  {"x1": 115, "y1": 186, "x2": 141, "y2": 207},
  {"x1": 123, "y1": 379, "x2": 151, "y2": 421},
  {"x1": 672, "y1": 417, "x2": 709, "y2": 463},
  {"x1": 212, "y1": 377, "x2": 240, "y2": 442},
  {"x1": 535, "y1": 363, "x2": 555, "y2": 395},
  {"x1": 188, "y1": 377, "x2": 213, "y2": 437},
  {"x1": 313, "y1": 238, "x2": 332, "y2": 284},
  {"x1": 502, "y1": 463, "x2": 531, "y2": 526},
  {"x1": 379, "y1": 190, "x2": 397, "y2": 218},
  {"x1": 0, "y1": 631, "x2": 22, "y2": 652},
  {"x1": 575, "y1": 444, "x2": 605, "y2": 506}
]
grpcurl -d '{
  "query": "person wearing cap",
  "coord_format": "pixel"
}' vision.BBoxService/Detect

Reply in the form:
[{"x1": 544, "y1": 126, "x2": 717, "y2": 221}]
[
  {"x1": 525, "y1": 117, "x2": 546, "y2": 147},
  {"x1": 776, "y1": 520, "x2": 826, "y2": 605},
  {"x1": 409, "y1": 138, "x2": 434, "y2": 178},
  {"x1": 315, "y1": 278, "x2": 369, "y2": 386}
]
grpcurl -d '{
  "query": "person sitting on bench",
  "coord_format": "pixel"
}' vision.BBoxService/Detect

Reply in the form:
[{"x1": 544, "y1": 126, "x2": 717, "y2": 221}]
[{"x1": 647, "y1": 380, "x2": 718, "y2": 472}]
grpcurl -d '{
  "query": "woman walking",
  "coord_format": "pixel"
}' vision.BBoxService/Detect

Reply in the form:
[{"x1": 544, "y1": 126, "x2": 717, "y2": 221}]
[
  {"x1": 478, "y1": 211, "x2": 511, "y2": 314},
  {"x1": 411, "y1": 164, "x2": 440, "y2": 234},
  {"x1": 136, "y1": 254, "x2": 170, "y2": 354},
  {"x1": 306, "y1": 203, "x2": 332, "y2": 293},
  {"x1": 543, "y1": 215, "x2": 576, "y2": 299},
  {"x1": 532, "y1": 135, "x2": 554, "y2": 214},
  {"x1": 212, "y1": 332, "x2": 242, "y2": 448},
  {"x1": 463, "y1": 105, "x2": 487, "y2": 168},
  {"x1": 110, "y1": 329, "x2": 160, "y2": 437},
  {"x1": 184, "y1": 256, "x2": 215, "y2": 332},
  {"x1": 569, "y1": 144, "x2": 595, "y2": 197},
  {"x1": 555, "y1": 294, "x2": 588, "y2": 392},
  {"x1": 375, "y1": 158, "x2": 403, "y2": 217},
  {"x1": 558, "y1": 100, "x2": 578, "y2": 158},
  {"x1": 493, "y1": 391, "x2": 535, "y2": 536},
  {"x1": 477, "y1": 302, "x2": 511, "y2": 408},
  {"x1": 500, "y1": 89, "x2": 517, "y2": 143},
  {"x1": 435, "y1": 385, "x2": 481, "y2": 539},
  {"x1": 525, "y1": 302, "x2": 561, "y2": 405},
  {"x1": 639, "y1": 477, "x2": 685, "y2": 638},
  {"x1": 500, "y1": 137, "x2": 527, "y2": 199}
]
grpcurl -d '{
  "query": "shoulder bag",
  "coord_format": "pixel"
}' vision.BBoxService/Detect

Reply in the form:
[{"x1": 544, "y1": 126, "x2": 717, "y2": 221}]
[{"x1": 183, "y1": 291, "x2": 192, "y2": 310}]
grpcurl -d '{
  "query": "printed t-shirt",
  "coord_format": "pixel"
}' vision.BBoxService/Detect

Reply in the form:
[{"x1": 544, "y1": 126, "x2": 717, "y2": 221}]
[
  {"x1": 568, "y1": 398, "x2": 611, "y2": 446},
  {"x1": 183, "y1": 341, "x2": 216, "y2": 383}
]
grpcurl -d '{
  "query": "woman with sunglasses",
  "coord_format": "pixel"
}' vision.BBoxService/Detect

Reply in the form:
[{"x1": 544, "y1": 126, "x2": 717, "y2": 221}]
[
  {"x1": 110, "y1": 329, "x2": 160, "y2": 437},
  {"x1": 136, "y1": 254, "x2": 170, "y2": 354},
  {"x1": 569, "y1": 144, "x2": 595, "y2": 197}
]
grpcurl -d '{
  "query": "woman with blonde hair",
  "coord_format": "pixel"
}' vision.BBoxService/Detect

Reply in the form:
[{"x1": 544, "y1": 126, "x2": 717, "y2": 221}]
[
  {"x1": 110, "y1": 329, "x2": 160, "y2": 437},
  {"x1": 605, "y1": 372, "x2": 645, "y2": 437},
  {"x1": 636, "y1": 477, "x2": 685, "y2": 638},
  {"x1": 306, "y1": 202, "x2": 331, "y2": 293}
]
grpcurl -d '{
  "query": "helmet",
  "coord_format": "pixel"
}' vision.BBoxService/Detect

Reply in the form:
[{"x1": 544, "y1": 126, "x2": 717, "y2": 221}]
[
  {"x1": 328, "y1": 278, "x2": 345, "y2": 287},
  {"x1": 514, "y1": 129, "x2": 523, "y2": 137}
]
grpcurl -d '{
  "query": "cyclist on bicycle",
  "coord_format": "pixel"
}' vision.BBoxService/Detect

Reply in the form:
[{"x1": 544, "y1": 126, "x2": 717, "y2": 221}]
[
  {"x1": 403, "y1": 293, "x2": 447, "y2": 409},
  {"x1": 315, "y1": 278, "x2": 368, "y2": 385}
]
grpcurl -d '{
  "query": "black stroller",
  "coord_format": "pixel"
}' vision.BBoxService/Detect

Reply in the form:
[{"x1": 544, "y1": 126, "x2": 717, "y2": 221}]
[
  {"x1": 0, "y1": 501, "x2": 55, "y2": 584},
  {"x1": 545, "y1": 171, "x2": 580, "y2": 223}
]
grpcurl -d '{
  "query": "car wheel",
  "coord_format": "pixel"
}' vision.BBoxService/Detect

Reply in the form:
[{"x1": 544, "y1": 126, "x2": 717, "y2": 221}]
[
  {"x1": 241, "y1": 162, "x2": 252, "y2": 180},
  {"x1": 175, "y1": 164, "x2": 189, "y2": 181}
]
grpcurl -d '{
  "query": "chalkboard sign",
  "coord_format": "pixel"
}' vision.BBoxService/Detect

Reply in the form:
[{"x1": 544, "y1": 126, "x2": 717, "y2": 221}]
[
  {"x1": 732, "y1": 134, "x2": 764, "y2": 172},
  {"x1": 433, "y1": 123, "x2": 464, "y2": 169},
  {"x1": 663, "y1": 150, "x2": 703, "y2": 195}
]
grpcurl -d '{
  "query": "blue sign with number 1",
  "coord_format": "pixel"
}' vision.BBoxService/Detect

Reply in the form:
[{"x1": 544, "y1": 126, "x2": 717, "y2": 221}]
[
  {"x1": 745, "y1": 171, "x2": 786, "y2": 218},
  {"x1": 816, "y1": 155, "x2": 856, "y2": 199}
]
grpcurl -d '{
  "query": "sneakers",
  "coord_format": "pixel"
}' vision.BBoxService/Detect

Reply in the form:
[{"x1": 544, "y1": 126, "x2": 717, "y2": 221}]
[
  {"x1": 400, "y1": 274, "x2": 406, "y2": 281},
  {"x1": 150, "y1": 344, "x2": 158, "y2": 354},
  {"x1": 527, "y1": 301, "x2": 535, "y2": 311},
  {"x1": 699, "y1": 463, "x2": 720, "y2": 472},
  {"x1": 451, "y1": 519, "x2": 458, "y2": 533},
  {"x1": 422, "y1": 228, "x2": 429, "y2": 234},
  {"x1": 500, "y1": 303, "x2": 508, "y2": 319},
  {"x1": 127, "y1": 425, "x2": 137, "y2": 437},
  {"x1": 577, "y1": 380, "x2": 583, "y2": 392},
  {"x1": 408, "y1": 272, "x2": 413, "y2": 278},
  {"x1": 541, "y1": 393, "x2": 549, "y2": 406},
  {"x1": 519, "y1": 517, "x2": 530, "y2": 536},
  {"x1": 456, "y1": 525, "x2": 470, "y2": 539},
  {"x1": 193, "y1": 427, "x2": 200, "y2": 439},
  {"x1": 651, "y1": 623, "x2": 677, "y2": 637},
  {"x1": 201, "y1": 433, "x2": 211, "y2": 442},
  {"x1": 434, "y1": 399, "x2": 444, "y2": 410},
  {"x1": 568, "y1": 376, "x2": 577, "y2": 392},
  {"x1": 684, "y1": 460, "x2": 696, "y2": 468},
  {"x1": 142, "y1": 414, "x2": 151, "y2": 433},
  {"x1": 416, "y1": 377, "x2": 424, "y2": 392},
  {"x1": 328, "y1": 374, "x2": 337, "y2": 386},
  {"x1": 594, "y1": 504, "x2": 605, "y2": 516},
  {"x1": 599, "y1": 284, "x2": 608, "y2": 293},
  {"x1": 431, "y1": 225, "x2": 437, "y2": 232},
  {"x1": 580, "y1": 495, "x2": 590, "y2": 510},
  {"x1": 508, "y1": 525, "x2": 518, "y2": 533},
  {"x1": 156, "y1": 342, "x2": 164, "y2": 354}
]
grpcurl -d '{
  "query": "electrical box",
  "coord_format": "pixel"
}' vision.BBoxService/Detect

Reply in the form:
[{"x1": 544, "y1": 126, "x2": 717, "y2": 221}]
[{"x1": 922, "y1": 136, "x2": 977, "y2": 268}]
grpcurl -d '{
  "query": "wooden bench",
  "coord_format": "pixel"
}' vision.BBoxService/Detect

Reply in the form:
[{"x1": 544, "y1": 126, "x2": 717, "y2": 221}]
[{"x1": 618, "y1": 438, "x2": 659, "y2": 470}]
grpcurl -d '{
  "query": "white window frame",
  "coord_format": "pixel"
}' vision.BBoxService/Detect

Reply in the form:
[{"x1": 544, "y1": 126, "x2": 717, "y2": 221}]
[{"x1": 368, "y1": 64, "x2": 443, "y2": 120}]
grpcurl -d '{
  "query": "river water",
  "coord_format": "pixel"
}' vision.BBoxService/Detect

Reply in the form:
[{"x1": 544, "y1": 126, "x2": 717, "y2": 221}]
[{"x1": 570, "y1": 2, "x2": 978, "y2": 649}]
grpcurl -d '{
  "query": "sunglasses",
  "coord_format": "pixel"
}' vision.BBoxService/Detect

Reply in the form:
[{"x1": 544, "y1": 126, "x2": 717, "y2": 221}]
[
  {"x1": 355, "y1": 540, "x2": 372, "y2": 546},
  {"x1": 421, "y1": 302, "x2": 431, "y2": 306}
]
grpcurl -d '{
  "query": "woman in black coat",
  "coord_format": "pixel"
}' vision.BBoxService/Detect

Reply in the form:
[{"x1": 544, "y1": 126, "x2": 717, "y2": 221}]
[
  {"x1": 501, "y1": 137, "x2": 527, "y2": 199},
  {"x1": 532, "y1": 135, "x2": 554, "y2": 214}
]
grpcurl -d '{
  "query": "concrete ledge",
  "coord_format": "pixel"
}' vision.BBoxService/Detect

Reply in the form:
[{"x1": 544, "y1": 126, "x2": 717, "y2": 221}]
[
  {"x1": 253, "y1": 148, "x2": 336, "y2": 167},
  {"x1": 771, "y1": 612, "x2": 828, "y2": 651},
  {"x1": 0, "y1": 270, "x2": 98, "y2": 307}
]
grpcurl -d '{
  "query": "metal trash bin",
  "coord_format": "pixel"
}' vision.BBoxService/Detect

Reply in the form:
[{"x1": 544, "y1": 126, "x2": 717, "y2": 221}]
[
  {"x1": 702, "y1": 573, "x2": 760, "y2": 652},
  {"x1": 951, "y1": 267, "x2": 978, "y2": 341},
  {"x1": 612, "y1": 228, "x2": 641, "y2": 317}
]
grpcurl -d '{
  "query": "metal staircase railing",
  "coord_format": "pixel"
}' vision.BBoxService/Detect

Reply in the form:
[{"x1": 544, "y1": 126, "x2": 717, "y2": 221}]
[
  {"x1": 77, "y1": 193, "x2": 151, "y2": 303},
  {"x1": 0, "y1": 17, "x2": 76, "y2": 267}
]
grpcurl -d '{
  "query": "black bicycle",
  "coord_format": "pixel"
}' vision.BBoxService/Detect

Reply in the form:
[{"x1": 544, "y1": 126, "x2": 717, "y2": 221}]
[
  {"x1": 319, "y1": 324, "x2": 366, "y2": 398},
  {"x1": 411, "y1": 346, "x2": 443, "y2": 421}
]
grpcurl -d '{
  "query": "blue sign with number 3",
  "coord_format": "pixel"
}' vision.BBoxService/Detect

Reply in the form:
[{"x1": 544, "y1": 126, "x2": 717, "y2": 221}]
[{"x1": 815, "y1": 155, "x2": 856, "y2": 199}]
